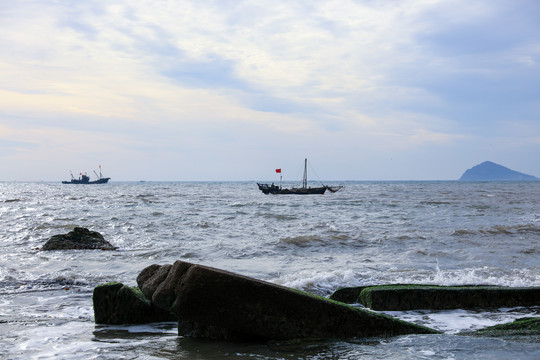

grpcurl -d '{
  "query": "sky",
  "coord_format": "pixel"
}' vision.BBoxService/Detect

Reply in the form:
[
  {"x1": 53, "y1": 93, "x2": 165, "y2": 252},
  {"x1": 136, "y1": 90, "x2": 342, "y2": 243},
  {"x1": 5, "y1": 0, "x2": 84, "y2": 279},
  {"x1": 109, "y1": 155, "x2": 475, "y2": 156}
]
[{"x1": 1, "y1": 0, "x2": 539, "y2": 181}]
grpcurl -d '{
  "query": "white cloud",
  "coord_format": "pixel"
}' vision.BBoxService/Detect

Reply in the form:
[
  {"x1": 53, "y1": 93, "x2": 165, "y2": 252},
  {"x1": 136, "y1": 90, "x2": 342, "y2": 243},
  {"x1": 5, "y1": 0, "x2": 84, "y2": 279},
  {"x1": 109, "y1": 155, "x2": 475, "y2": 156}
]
[{"x1": 1, "y1": 0, "x2": 539, "y2": 180}]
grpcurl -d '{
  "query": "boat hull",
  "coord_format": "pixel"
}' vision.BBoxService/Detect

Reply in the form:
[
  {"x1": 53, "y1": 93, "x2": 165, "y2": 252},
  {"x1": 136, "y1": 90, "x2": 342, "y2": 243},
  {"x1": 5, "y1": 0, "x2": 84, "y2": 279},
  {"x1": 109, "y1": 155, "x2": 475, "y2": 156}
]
[
  {"x1": 257, "y1": 183, "x2": 327, "y2": 195},
  {"x1": 62, "y1": 178, "x2": 110, "y2": 184}
]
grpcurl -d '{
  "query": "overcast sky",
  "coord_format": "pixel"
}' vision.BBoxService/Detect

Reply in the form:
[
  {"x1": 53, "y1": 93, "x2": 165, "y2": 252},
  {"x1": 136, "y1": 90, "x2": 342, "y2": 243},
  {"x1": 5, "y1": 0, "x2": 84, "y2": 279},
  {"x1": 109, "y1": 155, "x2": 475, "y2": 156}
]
[{"x1": 1, "y1": 0, "x2": 539, "y2": 181}]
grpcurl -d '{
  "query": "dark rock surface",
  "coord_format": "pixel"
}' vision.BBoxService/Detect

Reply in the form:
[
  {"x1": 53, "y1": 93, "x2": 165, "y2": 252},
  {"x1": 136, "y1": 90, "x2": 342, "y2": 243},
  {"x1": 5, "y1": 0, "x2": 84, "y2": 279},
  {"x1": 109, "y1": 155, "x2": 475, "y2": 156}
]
[
  {"x1": 329, "y1": 286, "x2": 368, "y2": 303},
  {"x1": 42, "y1": 227, "x2": 117, "y2": 250},
  {"x1": 459, "y1": 161, "x2": 538, "y2": 181},
  {"x1": 136, "y1": 261, "x2": 438, "y2": 341},
  {"x1": 358, "y1": 284, "x2": 540, "y2": 311},
  {"x1": 93, "y1": 282, "x2": 175, "y2": 324}
]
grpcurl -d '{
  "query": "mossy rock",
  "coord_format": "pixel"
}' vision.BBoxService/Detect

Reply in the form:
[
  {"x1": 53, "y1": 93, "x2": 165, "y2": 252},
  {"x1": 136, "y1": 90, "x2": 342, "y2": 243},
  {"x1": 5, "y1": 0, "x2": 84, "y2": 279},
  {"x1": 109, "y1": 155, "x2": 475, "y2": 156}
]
[
  {"x1": 359, "y1": 284, "x2": 540, "y2": 311},
  {"x1": 462, "y1": 317, "x2": 540, "y2": 341},
  {"x1": 93, "y1": 282, "x2": 176, "y2": 325},
  {"x1": 42, "y1": 227, "x2": 117, "y2": 251},
  {"x1": 138, "y1": 261, "x2": 439, "y2": 341},
  {"x1": 329, "y1": 286, "x2": 368, "y2": 303}
]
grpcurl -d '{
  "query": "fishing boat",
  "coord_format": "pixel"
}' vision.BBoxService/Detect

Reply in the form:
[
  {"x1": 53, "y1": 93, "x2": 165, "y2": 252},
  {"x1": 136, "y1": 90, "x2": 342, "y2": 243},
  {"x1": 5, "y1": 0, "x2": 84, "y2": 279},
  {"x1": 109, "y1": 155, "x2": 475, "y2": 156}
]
[
  {"x1": 62, "y1": 166, "x2": 110, "y2": 184},
  {"x1": 257, "y1": 159, "x2": 342, "y2": 195}
]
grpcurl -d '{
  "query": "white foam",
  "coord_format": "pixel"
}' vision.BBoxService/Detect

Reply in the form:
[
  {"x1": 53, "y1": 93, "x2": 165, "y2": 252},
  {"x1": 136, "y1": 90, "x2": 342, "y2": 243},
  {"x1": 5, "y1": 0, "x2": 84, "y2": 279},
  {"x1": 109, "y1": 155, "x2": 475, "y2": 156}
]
[
  {"x1": 271, "y1": 269, "x2": 366, "y2": 295},
  {"x1": 383, "y1": 308, "x2": 540, "y2": 334},
  {"x1": 428, "y1": 264, "x2": 540, "y2": 287}
]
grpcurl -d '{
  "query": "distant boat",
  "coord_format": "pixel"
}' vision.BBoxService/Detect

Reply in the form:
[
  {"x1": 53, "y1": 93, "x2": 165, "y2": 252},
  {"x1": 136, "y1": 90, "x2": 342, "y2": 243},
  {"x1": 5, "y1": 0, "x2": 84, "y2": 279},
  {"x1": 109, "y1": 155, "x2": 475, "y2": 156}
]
[
  {"x1": 62, "y1": 166, "x2": 110, "y2": 184},
  {"x1": 257, "y1": 159, "x2": 342, "y2": 195}
]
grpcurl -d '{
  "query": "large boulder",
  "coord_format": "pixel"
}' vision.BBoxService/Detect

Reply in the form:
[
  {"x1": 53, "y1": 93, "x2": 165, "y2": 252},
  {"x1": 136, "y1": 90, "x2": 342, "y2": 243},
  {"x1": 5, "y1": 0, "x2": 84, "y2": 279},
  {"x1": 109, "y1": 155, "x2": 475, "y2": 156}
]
[
  {"x1": 93, "y1": 282, "x2": 176, "y2": 324},
  {"x1": 137, "y1": 261, "x2": 438, "y2": 341},
  {"x1": 358, "y1": 284, "x2": 540, "y2": 311},
  {"x1": 42, "y1": 227, "x2": 117, "y2": 250}
]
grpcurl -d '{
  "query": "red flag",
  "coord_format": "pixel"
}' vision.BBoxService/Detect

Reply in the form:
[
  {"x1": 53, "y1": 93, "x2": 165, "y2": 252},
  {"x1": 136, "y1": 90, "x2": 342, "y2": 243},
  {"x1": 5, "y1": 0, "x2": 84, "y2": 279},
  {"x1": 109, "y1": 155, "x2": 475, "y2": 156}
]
[{"x1": 275, "y1": 169, "x2": 281, "y2": 173}]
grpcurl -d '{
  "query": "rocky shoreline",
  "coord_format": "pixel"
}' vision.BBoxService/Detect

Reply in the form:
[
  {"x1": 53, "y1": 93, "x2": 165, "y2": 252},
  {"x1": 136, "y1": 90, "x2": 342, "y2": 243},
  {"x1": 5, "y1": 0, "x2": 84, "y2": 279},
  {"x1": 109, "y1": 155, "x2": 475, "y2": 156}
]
[
  {"x1": 94, "y1": 260, "x2": 438, "y2": 341},
  {"x1": 46, "y1": 229, "x2": 540, "y2": 342},
  {"x1": 93, "y1": 260, "x2": 540, "y2": 343}
]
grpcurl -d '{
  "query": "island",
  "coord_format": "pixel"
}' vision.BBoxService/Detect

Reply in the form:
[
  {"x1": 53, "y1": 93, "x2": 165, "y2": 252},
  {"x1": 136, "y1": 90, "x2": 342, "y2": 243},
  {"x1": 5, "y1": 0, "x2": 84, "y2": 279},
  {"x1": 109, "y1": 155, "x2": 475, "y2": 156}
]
[{"x1": 459, "y1": 161, "x2": 539, "y2": 181}]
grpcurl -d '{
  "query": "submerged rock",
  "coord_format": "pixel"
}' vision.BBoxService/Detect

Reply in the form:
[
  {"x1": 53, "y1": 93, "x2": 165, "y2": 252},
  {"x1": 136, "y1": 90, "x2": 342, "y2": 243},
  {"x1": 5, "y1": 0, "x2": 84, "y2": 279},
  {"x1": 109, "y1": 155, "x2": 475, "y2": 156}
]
[
  {"x1": 462, "y1": 317, "x2": 540, "y2": 342},
  {"x1": 93, "y1": 282, "x2": 175, "y2": 325},
  {"x1": 357, "y1": 284, "x2": 540, "y2": 311},
  {"x1": 136, "y1": 261, "x2": 438, "y2": 341},
  {"x1": 42, "y1": 227, "x2": 117, "y2": 251}
]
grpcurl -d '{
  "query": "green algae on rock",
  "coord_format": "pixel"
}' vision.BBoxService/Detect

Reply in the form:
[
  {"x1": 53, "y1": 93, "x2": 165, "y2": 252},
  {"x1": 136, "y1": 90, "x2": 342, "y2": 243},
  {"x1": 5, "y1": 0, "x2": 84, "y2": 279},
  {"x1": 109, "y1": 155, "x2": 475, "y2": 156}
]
[
  {"x1": 93, "y1": 282, "x2": 176, "y2": 325},
  {"x1": 358, "y1": 284, "x2": 540, "y2": 311},
  {"x1": 461, "y1": 317, "x2": 540, "y2": 342}
]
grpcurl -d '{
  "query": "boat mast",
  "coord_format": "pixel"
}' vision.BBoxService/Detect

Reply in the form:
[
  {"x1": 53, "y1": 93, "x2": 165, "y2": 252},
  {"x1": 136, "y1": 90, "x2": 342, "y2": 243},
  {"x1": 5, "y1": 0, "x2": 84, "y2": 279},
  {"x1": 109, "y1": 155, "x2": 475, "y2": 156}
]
[{"x1": 302, "y1": 158, "x2": 308, "y2": 188}]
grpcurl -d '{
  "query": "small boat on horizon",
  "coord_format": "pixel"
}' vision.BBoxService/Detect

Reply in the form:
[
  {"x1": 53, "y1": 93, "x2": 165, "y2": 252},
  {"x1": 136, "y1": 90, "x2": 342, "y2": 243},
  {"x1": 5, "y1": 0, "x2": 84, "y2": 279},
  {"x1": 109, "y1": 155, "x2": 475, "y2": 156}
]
[
  {"x1": 62, "y1": 166, "x2": 110, "y2": 184},
  {"x1": 257, "y1": 159, "x2": 342, "y2": 195}
]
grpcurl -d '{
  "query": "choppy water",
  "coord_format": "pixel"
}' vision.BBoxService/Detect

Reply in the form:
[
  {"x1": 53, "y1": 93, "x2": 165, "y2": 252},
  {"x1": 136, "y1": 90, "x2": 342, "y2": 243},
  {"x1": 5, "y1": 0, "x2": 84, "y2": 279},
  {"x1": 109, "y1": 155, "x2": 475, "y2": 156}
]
[{"x1": 1, "y1": 181, "x2": 540, "y2": 359}]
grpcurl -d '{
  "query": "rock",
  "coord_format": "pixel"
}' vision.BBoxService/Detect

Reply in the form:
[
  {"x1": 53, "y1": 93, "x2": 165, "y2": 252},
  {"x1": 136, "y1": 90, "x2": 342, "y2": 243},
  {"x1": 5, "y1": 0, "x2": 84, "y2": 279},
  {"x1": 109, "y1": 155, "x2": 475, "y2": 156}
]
[
  {"x1": 358, "y1": 284, "x2": 540, "y2": 311},
  {"x1": 93, "y1": 282, "x2": 176, "y2": 324},
  {"x1": 459, "y1": 161, "x2": 538, "y2": 181},
  {"x1": 329, "y1": 286, "x2": 368, "y2": 303},
  {"x1": 42, "y1": 227, "x2": 117, "y2": 250},
  {"x1": 462, "y1": 317, "x2": 540, "y2": 342},
  {"x1": 137, "y1": 261, "x2": 438, "y2": 341},
  {"x1": 137, "y1": 264, "x2": 172, "y2": 300}
]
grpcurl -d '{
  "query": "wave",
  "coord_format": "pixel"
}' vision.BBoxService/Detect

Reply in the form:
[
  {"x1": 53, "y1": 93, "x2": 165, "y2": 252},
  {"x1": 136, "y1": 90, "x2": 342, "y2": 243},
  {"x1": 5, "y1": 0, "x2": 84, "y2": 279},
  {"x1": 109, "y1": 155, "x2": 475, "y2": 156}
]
[
  {"x1": 279, "y1": 235, "x2": 324, "y2": 246},
  {"x1": 451, "y1": 224, "x2": 540, "y2": 236},
  {"x1": 429, "y1": 265, "x2": 540, "y2": 287},
  {"x1": 258, "y1": 213, "x2": 298, "y2": 221},
  {"x1": 271, "y1": 269, "x2": 364, "y2": 296},
  {"x1": 419, "y1": 201, "x2": 453, "y2": 206},
  {"x1": 270, "y1": 264, "x2": 540, "y2": 298},
  {"x1": 0, "y1": 277, "x2": 92, "y2": 295}
]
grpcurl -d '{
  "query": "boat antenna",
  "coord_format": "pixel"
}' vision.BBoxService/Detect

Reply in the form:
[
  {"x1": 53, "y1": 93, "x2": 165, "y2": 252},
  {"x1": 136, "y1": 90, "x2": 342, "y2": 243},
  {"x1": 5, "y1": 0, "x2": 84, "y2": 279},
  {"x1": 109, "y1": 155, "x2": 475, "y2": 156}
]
[
  {"x1": 302, "y1": 158, "x2": 308, "y2": 189},
  {"x1": 70, "y1": 170, "x2": 74, "y2": 180},
  {"x1": 93, "y1": 170, "x2": 100, "y2": 179}
]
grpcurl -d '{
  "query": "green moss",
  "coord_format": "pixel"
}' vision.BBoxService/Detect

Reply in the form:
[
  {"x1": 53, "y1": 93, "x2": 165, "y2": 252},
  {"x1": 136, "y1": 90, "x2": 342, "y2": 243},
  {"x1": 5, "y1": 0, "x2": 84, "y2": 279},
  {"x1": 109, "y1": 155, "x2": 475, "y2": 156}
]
[
  {"x1": 463, "y1": 317, "x2": 540, "y2": 340},
  {"x1": 127, "y1": 285, "x2": 150, "y2": 303},
  {"x1": 359, "y1": 284, "x2": 540, "y2": 311},
  {"x1": 482, "y1": 317, "x2": 540, "y2": 332}
]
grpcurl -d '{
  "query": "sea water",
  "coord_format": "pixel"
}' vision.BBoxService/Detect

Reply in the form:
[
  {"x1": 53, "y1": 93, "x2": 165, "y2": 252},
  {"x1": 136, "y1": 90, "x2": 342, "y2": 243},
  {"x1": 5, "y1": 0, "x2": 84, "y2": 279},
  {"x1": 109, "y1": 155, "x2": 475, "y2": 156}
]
[{"x1": 1, "y1": 181, "x2": 539, "y2": 359}]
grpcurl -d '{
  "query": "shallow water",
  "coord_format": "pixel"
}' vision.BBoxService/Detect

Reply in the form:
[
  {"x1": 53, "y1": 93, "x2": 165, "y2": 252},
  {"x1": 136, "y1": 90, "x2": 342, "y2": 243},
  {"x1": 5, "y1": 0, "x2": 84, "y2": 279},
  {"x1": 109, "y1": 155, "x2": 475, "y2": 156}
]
[{"x1": 1, "y1": 181, "x2": 539, "y2": 359}]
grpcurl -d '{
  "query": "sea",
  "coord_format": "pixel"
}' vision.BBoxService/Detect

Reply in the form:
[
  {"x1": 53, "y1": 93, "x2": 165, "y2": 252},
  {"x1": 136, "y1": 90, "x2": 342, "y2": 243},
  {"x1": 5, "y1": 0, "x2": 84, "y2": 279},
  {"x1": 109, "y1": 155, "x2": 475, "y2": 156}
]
[{"x1": 1, "y1": 180, "x2": 540, "y2": 359}]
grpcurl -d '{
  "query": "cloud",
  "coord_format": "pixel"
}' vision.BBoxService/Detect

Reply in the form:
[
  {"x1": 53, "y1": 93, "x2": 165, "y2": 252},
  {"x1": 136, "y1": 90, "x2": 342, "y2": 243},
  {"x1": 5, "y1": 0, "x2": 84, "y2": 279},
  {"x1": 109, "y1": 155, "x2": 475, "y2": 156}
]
[{"x1": 1, "y1": 0, "x2": 539, "y2": 180}]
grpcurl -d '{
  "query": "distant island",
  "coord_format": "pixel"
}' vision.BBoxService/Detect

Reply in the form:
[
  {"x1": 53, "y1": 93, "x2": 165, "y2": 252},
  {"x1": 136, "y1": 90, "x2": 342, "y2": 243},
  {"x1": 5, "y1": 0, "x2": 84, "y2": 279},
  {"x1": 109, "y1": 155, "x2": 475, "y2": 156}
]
[{"x1": 459, "y1": 161, "x2": 539, "y2": 181}]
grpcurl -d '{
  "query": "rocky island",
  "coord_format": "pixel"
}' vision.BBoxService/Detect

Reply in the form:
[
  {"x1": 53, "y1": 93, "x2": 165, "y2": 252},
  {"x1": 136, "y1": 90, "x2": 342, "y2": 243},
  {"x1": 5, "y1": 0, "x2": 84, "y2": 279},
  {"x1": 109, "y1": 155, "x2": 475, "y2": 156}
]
[{"x1": 459, "y1": 161, "x2": 538, "y2": 181}]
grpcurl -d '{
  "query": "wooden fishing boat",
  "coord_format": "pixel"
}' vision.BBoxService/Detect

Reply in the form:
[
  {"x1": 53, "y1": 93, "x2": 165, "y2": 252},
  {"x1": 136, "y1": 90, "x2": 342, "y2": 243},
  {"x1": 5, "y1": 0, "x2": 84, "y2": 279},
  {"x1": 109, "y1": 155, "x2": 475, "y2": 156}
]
[{"x1": 257, "y1": 159, "x2": 342, "y2": 195}]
